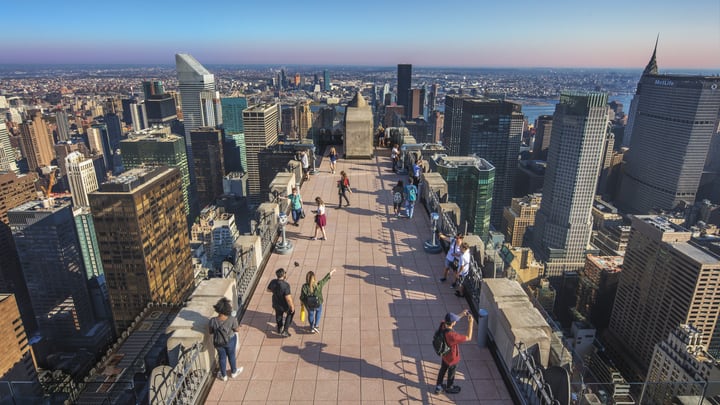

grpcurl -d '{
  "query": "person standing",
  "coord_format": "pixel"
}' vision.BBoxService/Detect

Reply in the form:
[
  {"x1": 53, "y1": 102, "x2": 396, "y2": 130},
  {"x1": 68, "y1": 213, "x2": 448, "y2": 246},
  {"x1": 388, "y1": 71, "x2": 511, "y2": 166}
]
[
  {"x1": 300, "y1": 150, "x2": 310, "y2": 181},
  {"x1": 453, "y1": 243, "x2": 471, "y2": 297},
  {"x1": 391, "y1": 180, "x2": 404, "y2": 217},
  {"x1": 328, "y1": 147, "x2": 338, "y2": 174},
  {"x1": 300, "y1": 268, "x2": 337, "y2": 333},
  {"x1": 287, "y1": 187, "x2": 303, "y2": 226},
  {"x1": 311, "y1": 197, "x2": 327, "y2": 241},
  {"x1": 435, "y1": 310, "x2": 474, "y2": 395},
  {"x1": 438, "y1": 233, "x2": 464, "y2": 282},
  {"x1": 209, "y1": 297, "x2": 243, "y2": 381},
  {"x1": 412, "y1": 157, "x2": 423, "y2": 187},
  {"x1": 404, "y1": 177, "x2": 418, "y2": 219},
  {"x1": 338, "y1": 171, "x2": 352, "y2": 208},
  {"x1": 391, "y1": 144, "x2": 400, "y2": 173},
  {"x1": 267, "y1": 268, "x2": 295, "y2": 337}
]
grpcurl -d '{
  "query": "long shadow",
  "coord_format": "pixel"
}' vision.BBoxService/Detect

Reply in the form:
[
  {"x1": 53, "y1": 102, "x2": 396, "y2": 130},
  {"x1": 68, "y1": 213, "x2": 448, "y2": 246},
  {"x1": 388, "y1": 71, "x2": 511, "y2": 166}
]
[{"x1": 282, "y1": 342, "x2": 427, "y2": 403}]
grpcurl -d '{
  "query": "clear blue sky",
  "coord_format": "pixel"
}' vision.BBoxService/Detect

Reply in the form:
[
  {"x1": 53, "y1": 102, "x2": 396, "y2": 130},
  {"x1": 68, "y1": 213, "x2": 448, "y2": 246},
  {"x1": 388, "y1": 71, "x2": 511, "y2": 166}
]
[{"x1": 2, "y1": 0, "x2": 719, "y2": 69}]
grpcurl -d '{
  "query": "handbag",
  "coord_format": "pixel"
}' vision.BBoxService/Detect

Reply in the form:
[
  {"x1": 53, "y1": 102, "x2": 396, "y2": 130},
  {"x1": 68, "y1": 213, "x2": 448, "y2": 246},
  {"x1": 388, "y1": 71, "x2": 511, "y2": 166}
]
[
  {"x1": 300, "y1": 305, "x2": 307, "y2": 322},
  {"x1": 300, "y1": 209, "x2": 306, "y2": 219}
]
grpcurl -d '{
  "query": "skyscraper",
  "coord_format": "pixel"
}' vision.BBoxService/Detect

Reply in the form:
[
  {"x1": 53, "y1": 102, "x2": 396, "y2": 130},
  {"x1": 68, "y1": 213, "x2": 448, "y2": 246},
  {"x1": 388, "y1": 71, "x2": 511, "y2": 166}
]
[
  {"x1": 532, "y1": 92, "x2": 609, "y2": 278},
  {"x1": 190, "y1": 127, "x2": 225, "y2": 209},
  {"x1": 408, "y1": 88, "x2": 425, "y2": 119},
  {"x1": 9, "y1": 198, "x2": 97, "y2": 341},
  {"x1": 460, "y1": 98, "x2": 524, "y2": 229},
  {"x1": 243, "y1": 103, "x2": 279, "y2": 203},
  {"x1": 441, "y1": 94, "x2": 471, "y2": 156},
  {"x1": 55, "y1": 110, "x2": 71, "y2": 142},
  {"x1": 66, "y1": 151, "x2": 99, "y2": 208},
  {"x1": 221, "y1": 97, "x2": 248, "y2": 135},
  {"x1": 0, "y1": 172, "x2": 39, "y2": 334},
  {"x1": 616, "y1": 44, "x2": 720, "y2": 214},
  {"x1": 176, "y1": 53, "x2": 219, "y2": 215},
  {"x1": 0, "y1": 122, "x2": 19, "y2": 174},
  {"x1": 397, "y1": 64, "x2": 412, "y2": 117},
  {"x1": 0, "y1": 294, "x2": 36, "y2": 382},
  {"x1": 323, "y1": 69, "x2": 331, "y2": 91},
  {"x1": 142, "y1": 80, "x2": 165, "y2": 99},
  {"x1": 19, "y1": 112, "x2": 54, "y2": 171},
  {"x1": 606, "y1": 216, "x2": 720, "y2": 379},
  {"x1": 89, "y1": 166, "x2": 193, "y2": 332},
  {"x1": 430, "y1": 154, "x2": 495, "y2": 240},
  {"x1": 297, "y1": 100, "x2": 313, "y2": 139},
  {"x1": 532, "y1": 115, "x2": 553, "y2": 161},
  {"x1": 120, "y1": 127, "x2": 191, "y2": 217}
]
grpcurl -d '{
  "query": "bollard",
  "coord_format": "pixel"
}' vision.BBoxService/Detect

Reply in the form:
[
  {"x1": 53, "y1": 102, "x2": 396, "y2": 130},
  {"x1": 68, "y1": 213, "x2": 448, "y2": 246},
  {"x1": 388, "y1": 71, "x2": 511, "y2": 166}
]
[{"x1": 477, "y1": 308, "x2": 489, "y2": 347}]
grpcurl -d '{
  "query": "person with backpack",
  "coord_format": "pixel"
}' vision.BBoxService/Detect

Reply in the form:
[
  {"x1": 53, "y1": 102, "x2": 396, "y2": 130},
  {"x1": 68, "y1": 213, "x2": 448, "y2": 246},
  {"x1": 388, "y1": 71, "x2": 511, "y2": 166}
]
[
  {"x1": 438, "y1": 233, "x2": 464, "y2": 282},
  {"x1": 300, "y1": 268, "x2": 337, "y2": 333},
  {"x1": 286, "y1": 187, "x2": 303, "y2": 226},
  {"x1": 434, "y1": 310, "x2": 474, "y2": 395},
  {"x1": 404, "y1": 177, "x2": 418, "y2": 219},
  {"x1": 267, "y1": 268, "x2": 295, "y2": 337},
  {"x1": 337, "y1": 171, "x2": 352, "y2": 208},
  {"x1": 391, "y1": 180, "x2": 404, "y2": 217},
  {"x1": 209, "y1": 297, "x2": 243, "y2": 381}
]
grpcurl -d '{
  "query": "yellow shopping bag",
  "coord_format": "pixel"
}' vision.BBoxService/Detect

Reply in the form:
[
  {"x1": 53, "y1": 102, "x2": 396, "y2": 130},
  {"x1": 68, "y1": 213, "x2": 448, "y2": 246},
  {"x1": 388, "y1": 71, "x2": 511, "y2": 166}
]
[{"x1": 300, "y1": 305, "x2": 306, "y2": 322}]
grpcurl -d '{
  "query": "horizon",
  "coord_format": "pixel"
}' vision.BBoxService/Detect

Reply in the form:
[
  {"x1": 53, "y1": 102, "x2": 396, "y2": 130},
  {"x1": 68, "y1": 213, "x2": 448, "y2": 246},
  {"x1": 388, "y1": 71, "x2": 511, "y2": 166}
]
[{"x1": 1, "y1": 0, "x2": 718, "y2": 69}]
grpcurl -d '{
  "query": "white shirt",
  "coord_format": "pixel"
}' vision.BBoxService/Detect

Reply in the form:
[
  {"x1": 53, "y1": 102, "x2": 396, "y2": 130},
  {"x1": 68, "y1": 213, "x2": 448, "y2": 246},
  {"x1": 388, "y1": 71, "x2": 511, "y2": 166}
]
[
  {"x1": 391, "y1": 147, "x2": 399, "y2": 159},
  {"x1": 458, "y1": 250, "x2": 471, "y2": 277},
  {"x1": 301, "y1": 153, "x2": 309, "y2": 169},
  {"x1": 317, "y1": 204, "x2": 325, "y2": 215},
  {"x1": 445, "y1": 238, "x2": 461, "y2": 262}
]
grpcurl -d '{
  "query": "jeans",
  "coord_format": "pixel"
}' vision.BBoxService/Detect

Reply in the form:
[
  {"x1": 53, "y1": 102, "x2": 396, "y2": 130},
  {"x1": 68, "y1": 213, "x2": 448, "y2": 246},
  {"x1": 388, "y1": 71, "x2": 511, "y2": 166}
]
[
  {"x1": 216, "y1": 334, "x2": 238, "y2": 377},
  {"x1": 339, "y1": 190, "x2": 350, "y2": 206},
  {"x1": 406, "y1": 201, "x2": 416, "y2": 218},
  {"x1": 307, "y1": 304, "x2": 323, "y2": 328},
  {"x1": 436, "y1": 359, "x2": 457, "y2": 387},
  {"x1": 291, "y1": 208, "x2": 302, "y2": 223},
  {"x1": 275, "y1": 308, "x2": 295, "y2": 333}
]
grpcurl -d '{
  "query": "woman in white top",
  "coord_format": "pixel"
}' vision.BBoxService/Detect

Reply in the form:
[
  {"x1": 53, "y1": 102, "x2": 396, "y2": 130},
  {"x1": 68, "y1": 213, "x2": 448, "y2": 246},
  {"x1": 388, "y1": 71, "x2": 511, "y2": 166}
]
[
  {"x1": 311, "y1": 197, "x2": 327, "y2": 240},
  {"x1": 453, "y1": 243, "x2": 471, "y2": 297}
]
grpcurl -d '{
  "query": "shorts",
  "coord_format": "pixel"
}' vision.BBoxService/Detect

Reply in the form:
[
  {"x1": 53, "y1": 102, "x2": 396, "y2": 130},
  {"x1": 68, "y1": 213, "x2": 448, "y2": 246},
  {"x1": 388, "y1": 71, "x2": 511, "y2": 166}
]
[{"x1": 393, "y1": 201, "x2": 402, "y2": 210}]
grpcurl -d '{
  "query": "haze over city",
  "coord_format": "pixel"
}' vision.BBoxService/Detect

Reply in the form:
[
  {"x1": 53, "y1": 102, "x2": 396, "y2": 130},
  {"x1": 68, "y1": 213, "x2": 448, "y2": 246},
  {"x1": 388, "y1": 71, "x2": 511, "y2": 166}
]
[{"x1": 2, "y1": 0, "x2": 719, "y2": 69}]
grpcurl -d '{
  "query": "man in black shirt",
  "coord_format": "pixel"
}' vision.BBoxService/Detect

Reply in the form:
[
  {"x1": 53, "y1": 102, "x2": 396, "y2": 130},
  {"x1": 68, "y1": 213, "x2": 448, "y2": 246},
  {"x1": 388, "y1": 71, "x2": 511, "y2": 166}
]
[{"x1": 267, "y1": 268, "x2": 295, "y2": 337}]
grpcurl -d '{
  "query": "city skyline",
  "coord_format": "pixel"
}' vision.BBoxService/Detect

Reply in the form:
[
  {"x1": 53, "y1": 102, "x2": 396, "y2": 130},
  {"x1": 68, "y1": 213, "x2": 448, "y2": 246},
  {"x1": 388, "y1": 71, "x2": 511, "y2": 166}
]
[{"x1": 1, "y1": 0, "x2": 719, "y2": 69}]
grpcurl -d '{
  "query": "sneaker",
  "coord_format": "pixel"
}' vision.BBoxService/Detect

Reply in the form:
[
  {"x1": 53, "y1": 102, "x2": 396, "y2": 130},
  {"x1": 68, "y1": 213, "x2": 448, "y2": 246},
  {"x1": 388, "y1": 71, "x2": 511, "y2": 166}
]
[
  {"x1": 434, "y1": 385, "x2": 444, "y2": 394},
  {"x1": 445, "y1": 385, "x2": 461, "y2": 394},
  {"x1": 280, "y1": 330, "x2": 291, "y2": 337},
  {"x1": 440, "y1": 278, "x2": 447, "y2": 282},
  {"x1": 310, "y1": 237, "x2": 317, "y2": 240},
  {"x1": 451, "y1": 282, "x2": 457, "y2": 288},
  {"x1": 455, "y1": 291, "x2": 465, "y2": 297},
  {"x1": 230, "y1": 367, "x2": 244, "y2": 378},
  {"x1": 218, "y1": 372, "x2": 227, "y2": 382},
  {"x1": 312, "y1": 327, "x2": 320, "y2": 333},
  {"x1": 320, "y1": 237, "x2": 326, "y2": 241}
]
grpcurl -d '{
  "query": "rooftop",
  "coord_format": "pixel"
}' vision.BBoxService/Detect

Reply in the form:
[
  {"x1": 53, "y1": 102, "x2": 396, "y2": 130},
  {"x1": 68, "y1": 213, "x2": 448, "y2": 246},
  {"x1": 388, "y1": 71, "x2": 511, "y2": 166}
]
[{"x1": 204, "y1": 148, "x2": 512, "y2": 404}]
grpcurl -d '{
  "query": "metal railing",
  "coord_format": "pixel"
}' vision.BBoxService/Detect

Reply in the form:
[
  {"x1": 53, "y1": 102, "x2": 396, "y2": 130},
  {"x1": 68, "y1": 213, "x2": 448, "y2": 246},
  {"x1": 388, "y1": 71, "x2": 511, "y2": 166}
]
[
  {"x1": 426, "y1": 189, "x2": 483, "y2": 315},
  {"x1": 509, "y1": 342, "x2": 561, "y2": 405},
  {"x1": 149, "y1": 342, "x2": 208, "y2": 405}
]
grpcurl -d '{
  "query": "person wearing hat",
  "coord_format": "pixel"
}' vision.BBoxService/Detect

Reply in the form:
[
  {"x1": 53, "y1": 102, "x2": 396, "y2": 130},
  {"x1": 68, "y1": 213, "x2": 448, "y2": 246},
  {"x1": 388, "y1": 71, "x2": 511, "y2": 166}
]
[{"x1": 435, "y1": 309, "x2": 474, "y2": 395}]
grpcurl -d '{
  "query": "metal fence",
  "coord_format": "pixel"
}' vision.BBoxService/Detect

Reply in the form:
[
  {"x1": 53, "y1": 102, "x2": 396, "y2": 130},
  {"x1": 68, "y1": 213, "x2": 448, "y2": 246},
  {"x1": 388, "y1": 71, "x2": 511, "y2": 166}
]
[{"x1": 149, "y1": 342, "x2": 208, "y2": 405}]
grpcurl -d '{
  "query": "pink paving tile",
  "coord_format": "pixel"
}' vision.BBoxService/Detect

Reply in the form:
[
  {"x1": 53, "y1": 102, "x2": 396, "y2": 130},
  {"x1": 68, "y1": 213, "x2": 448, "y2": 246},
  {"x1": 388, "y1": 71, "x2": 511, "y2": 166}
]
[
  {"x1": 384, "y1": 378, "x2": 412, "y2": 401},
  {"x1": 313, "y1": 379, "x2": 339, "y2": 401},
  {"x1": 294, "y1": 362, "x2": 319, "y2": 380},
  {"x1": 289, "y1": 380, "x2": 317, "y2": 401},
  {"x1": 265, "y1": 379, "x2": 294, "y2": 402},
  {"x1": 271, "y1": 361, "x2": 298, "y2": 381},
  {"x1": 240, "y1": 379, "x2": 271, "y2": 401},
  {"x1": 360, "y1": 379, "x2": 385, "y2": 401},
  {"x1": 218, "y1": 379, "x2": 248, "y2": 402},
  {"x1": 337, "y1": 380, "x2": 362, "y2": 401}
]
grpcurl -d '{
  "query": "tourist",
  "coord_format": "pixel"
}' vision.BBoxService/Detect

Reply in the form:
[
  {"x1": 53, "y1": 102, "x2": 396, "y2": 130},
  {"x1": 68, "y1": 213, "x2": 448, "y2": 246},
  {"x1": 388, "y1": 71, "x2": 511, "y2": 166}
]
[
  {"x1": 328, "y1": 146, "x2": 338, "y2": 174},
  {"x1": 435, "y1": 310, "x2": 474, "y2": 395},
  {"x1": 311, "y1": 197, "x2": 327, "y2": 240},
  {"x1": 300, "y1": 268, "x2": 337, "y2": 333},
  {"x1": 209, "y1": 297, "x2": 243, "y2": 381},
  {"x1": 404, "y1": 177, "x2": 418, "y2": 219},
  {"x1": 267, "y1": 268, "x2": 295, "y2": 337},
  {"x1": 287, "y1": 187, "x2": 303, "y2": 226},
  {"x1": 391, "y1": 180, "x2": 404, "y2": 217},
  {"x1": 438, "y1": 233, "x2": 464, "y2": 282},
  {"x1": 453, "y1": 243, "x2": 471, "y2": 297},
  {"x1": 338, "y1": 171, "x2": 352, "y2": 208}
]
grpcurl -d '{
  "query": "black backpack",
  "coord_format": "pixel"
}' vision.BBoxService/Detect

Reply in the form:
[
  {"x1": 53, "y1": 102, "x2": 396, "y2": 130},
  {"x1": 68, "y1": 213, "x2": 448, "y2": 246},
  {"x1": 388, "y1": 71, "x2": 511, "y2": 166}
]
[
  {"x1": 212, "y1": 317, "x2": 231, "y2": 348},
  {"x1": 433, "y1": 328, "x2": 451, "y2": 356},
  {"x1": 305, "y1": 293, "x2": 320, "y2": 309}
]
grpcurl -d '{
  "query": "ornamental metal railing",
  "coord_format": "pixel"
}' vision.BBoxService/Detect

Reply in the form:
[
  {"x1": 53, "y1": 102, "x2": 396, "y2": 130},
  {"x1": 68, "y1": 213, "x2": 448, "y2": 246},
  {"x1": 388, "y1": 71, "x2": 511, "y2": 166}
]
[{"x1": 149, "y1": 342, "x2": 208, "y2": 405}]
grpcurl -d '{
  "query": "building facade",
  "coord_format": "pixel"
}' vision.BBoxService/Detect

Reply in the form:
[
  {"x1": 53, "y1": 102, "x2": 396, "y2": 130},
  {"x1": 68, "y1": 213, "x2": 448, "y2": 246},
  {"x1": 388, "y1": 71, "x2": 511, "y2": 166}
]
[
  {"x1": 65, "y1": 151, "x2": 99, "y2": 208},
  {"x1": 190, "y1": 127, "x2": 225, "y2": 209},
  {"x1": 89, "y1": 167, "x2": 194, "y2": 332},
  {"x1": 397, "y1": 64, "x2": 412, "y2": 117},
  {"x1": 502, "y1": 193, "x2": 542, "y2": 247},
  {"x1": 532, "y1": 92, "x2": 609, "y2": 278},
  {"x1": 430, "y1": 154, "x2": 495, "y2": 240},
  {"x1": 243, "y1": 103, "x2": 279, "y2": 204},
  {"x1": 19, "y1": 112, "x2": 54, "y2": 171},
  {"x1": 0, "y1": 294, "x2": 36, "y2": 382},
  {"x1": 617, "y1": 45, "x2": 720, "y2": 213}
]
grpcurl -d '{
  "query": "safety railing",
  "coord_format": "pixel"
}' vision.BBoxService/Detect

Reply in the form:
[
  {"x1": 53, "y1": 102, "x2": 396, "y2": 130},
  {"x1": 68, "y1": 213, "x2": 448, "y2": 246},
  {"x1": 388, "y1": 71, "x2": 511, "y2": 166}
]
[{"x1": 149, "y1": 342, "x2": 208, "y2": 405}]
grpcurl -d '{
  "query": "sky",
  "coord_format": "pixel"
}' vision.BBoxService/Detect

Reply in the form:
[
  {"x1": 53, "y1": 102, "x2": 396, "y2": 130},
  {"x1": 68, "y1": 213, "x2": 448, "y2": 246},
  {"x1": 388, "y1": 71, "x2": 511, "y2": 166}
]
[{"x1": 2, "y1": 0, "x2": 719, "y2": 70}]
